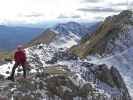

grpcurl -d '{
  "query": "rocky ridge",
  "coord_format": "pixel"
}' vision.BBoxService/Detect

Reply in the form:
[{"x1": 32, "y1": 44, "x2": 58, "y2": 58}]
[{"x1": 71, "y1": 10, "x2": 133, "y2": 58}]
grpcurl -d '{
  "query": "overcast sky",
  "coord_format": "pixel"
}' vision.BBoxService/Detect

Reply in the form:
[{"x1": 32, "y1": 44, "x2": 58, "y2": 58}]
[{"x1": 0, "y1": 0, "x2": 132, "y2": 24}]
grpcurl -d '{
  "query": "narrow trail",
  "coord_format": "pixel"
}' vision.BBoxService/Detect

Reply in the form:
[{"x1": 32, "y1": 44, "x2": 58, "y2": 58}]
[{"x1": 89, "y1": 46, "x2": 133, "y2": 65}]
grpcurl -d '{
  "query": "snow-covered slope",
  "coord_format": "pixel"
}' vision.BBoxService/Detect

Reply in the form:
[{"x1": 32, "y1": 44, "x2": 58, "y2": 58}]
[
  {"x1": 88, "y1": 47, "x2": 133, "y2": 98},
  {"x1": 53, "y1": 22, "x2": 90, "y2": 37},
  {"x1": 50, "y1": 31, "x2": 80, "y2": 49}
]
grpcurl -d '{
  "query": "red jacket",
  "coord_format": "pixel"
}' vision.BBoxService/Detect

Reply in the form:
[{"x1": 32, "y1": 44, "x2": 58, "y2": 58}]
[{"x1": 14, "y1": 50, "x2": 26, "y2": 65}]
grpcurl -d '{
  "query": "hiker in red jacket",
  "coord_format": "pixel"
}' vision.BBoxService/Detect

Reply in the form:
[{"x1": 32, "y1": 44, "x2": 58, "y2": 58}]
[{"x1": 8, "y1": 45, "x2": 27, "y2": 81}]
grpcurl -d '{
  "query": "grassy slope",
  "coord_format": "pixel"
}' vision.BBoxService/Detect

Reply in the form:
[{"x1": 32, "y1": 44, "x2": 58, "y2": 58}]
[
  {"x1": 26, "y1": 29, "x2": 57, "y2": 47},
  {"x1": 70, "y1": 19, "x2": 113, "y2": 58},
  {"x1": 0, "y1": 51, "x2": 13, "y2": 61}
]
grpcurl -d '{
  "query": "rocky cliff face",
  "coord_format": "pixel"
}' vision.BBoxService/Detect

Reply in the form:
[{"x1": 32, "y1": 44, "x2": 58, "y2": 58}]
[{"x1": 71, "y1": 10, "x2": 133, "y2": 58}]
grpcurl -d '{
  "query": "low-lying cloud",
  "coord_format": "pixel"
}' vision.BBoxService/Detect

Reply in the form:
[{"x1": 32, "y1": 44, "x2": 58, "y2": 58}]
[
  {"x1": 77, "y1": 7, "x2": 122, "y2": 13},
  {"x1": 24, "y1": 13, "x2": 44, "y2": 17},
  {"x1": 81, "y1": 0, "x2": 103, "y2": 3},
  {"x1": 57, "y1": 14, "x2": 80, "y2": 19},
  {"x1": 57, "y1": 14, "x2": 69, "y2": 19}
]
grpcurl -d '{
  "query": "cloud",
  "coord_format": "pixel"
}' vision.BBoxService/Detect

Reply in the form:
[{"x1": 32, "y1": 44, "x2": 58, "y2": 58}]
[
  {"x1": 94, "y1": 16, "x2": 104, "y2": 20},
  {"x1": 71, "y1": 15, "x2": 81, "y2": 18},
  {"x1": 77, "y1": 7, "x2": 122, "y2": 13},
  {"x1": 57, "y1": 14, "x2": 69, "y2": 19},
  {"x1": 23, "y1": 13, "x2": 44, "y2": 17},
  {"x1": 111, "y1": 2, "x2": 128, "y2": 6},
  {"x1": 57, "y1": 14, "x2": 80, "y2": 19},
  {"x1": 111, "y1": 1, "x2": 133, "y2": 6},
  {"x1": 81, "y1": 0, "x2": 103, "y2": 3}
]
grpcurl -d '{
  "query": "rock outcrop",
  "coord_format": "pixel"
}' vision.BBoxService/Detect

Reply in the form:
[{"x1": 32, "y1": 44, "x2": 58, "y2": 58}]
[{"x1": 0, "y1": 61, "x2": 131, "y2": 100}]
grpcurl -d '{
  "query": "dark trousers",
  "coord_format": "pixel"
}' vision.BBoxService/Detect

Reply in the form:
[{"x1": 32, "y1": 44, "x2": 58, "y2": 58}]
[{"x1": 10, "y1": 62, "x2": 26, "y2": 78}]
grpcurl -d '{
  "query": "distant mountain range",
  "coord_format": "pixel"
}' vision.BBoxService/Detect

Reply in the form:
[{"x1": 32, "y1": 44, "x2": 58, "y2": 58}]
[
  {"x1": 0, "y1": 21, "x2": 100, "y2": 51},
  {"x1": 28, "y1": 21, "x2": 100, "y2": 49}
]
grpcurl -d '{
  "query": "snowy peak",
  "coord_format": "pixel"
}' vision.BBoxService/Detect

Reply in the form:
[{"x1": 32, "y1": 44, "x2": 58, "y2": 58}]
[
  {"x1": 53, "y1": 22, "x2": 90, "y2": 37},
  {"x1": 71, "y1": 10, "x2": 133, "y2": 58},
  {"x1": 27, "y1": 22, "x2": 93, "y2": 49}
]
